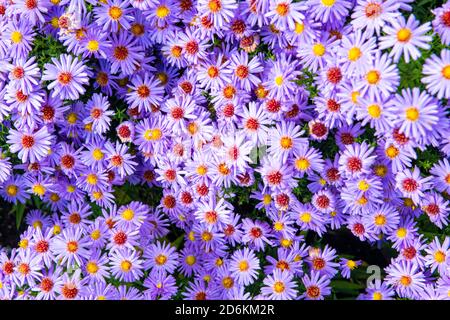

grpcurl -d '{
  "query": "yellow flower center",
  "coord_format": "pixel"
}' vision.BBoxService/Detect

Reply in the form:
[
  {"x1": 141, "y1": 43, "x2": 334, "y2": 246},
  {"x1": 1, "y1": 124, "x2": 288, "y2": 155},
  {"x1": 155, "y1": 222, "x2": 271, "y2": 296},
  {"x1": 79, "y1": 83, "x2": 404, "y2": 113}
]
[
  {"x1": 156, "y1": 5, "x2": 170, "y2": 18},
  {"x1": 91, "y1": 229, "x2": 101, "y2": 240},
  {"x1": 86, "y1": 174, "x2": 98, "y2": 185},
  {"x1": 19, "y1": 239, "x2": 28, "y2": 249},
  {"x1": 294, "y1": 22, "x2": 304, "y2": 34},
  {"x1": 348, "y1": 47, "x2": 362, "y2": 61},
  {"x1": 120, "y1": 260, "x2": 132, "y2": 272},
  {"x1": 405, "y1": 107, "x2": 419, "y2": 122},
  {"x1": 238, "y1": 260, "x2": 249, "y2": 271},
  {"x1": 144, "y1": 129, "x2": 162, "y2": 141},
  {"x1": 263, "y1": 194, "x2": 272, "y2": 205},
  {"x1": 32, "y1": 184, "x2": 46, "y2": 196},
  {"x1": 274, "y1": 221, "x2": 284, "y2": 231},
  {"x1": 6, "y1": 185, "x2": 18, "y2": 196},
  {"x1": 67, "y1": 112, "x2": 78, "y2": 124},
  {"x1": 155, "y1": 254, "x2": 167, "y2": 265},
  {"x1": 86, "y1": 262, "x2": 99, "y2": 274},
  {"x1": 397, "y1": 28, "x2": 412, "y2": 42},
  {"x1": 121, "y1": 209, "x2": 134, "y2": 221},
  {"x1": 385, "y1": 145, "x2": 399, "y2": 159},
  {"x1": 87, "y1": 40, "x2": 99, "y2": 52},
  {"x1": 280, "y1": 136, "x2": 293, "y2": 149},
  {"x1": 358, "y1": 180, "x2": 370, "y2": 191},
  {"x1": 92, "y1": 148, "x2": 104, "y2": 161},
  {"x1": 312, "y1": 43, "x2": 325, "y2": 56},
  {"x1": 321, "y1": 0, "x2": 336, "y2": 6},
  {"x1": 51, "y1": 17, "x2": 59, "y2": 29},
  {"x1": 273, "y1": 281, "x2": 285, "y2": 293},
  {"x1": 33, "y1": 221, "x2": 43, "y2": 229},
  {"x1": 185, "y1": 255, "x2": 196, "y2": 265},
  {"x1": 372, "y1": 292, "x2": 383, "y2": 300},
  {"x1": 442, "y1": 65, "x2": 450, "y2": 79},
  {"x1": 346, "y1": 260, "x2": 357, "y2": 269},
  {"x1": 196, "y1": 165, "x2": 207, "y2": 176},
  {"x1": 435, "y1": 251, "x2": 446, "y2": 263},
  {"x1": 366, "y1": 70, "x2": 380, "y2": 84},
  {"x1": 281, "y1": 238, "x2": 292, "y2": 248},
  {"x1": 53, "y1": 225, "x2": 61, "y2": 235},
  {"x1": 108, "y1": 6, "x2": 123, "y2": 20},
  {"x1": 295, "y1": 158, "x2": 310, "y2": 171},
  {"x1": 275, "y1": 75, "x2": 284, "y2": 86},
  {"x1": 300, "y1": 212, "x2": 312, "y2": 223},
  {"x1": 374, "y1": 214, "x2": 386, "y2": 226},
  {"x1": 367, "y1": 104, "x2": 381, "y2": 118},
  {"x1": 11, "y1": 31, "x2": 23, "y2": 44},
  {"x1": 396, "y1": 227, "x2": 407, "y2": 238},
  {"x1": 351, "y1": 91, "x2": 360, "y2": 103}
]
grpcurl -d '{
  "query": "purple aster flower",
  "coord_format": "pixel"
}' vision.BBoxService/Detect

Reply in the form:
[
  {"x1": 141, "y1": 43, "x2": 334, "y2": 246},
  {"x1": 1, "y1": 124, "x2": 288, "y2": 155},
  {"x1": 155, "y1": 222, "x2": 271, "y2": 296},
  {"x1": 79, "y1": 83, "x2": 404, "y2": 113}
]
[
  {"x1": 4, "y1": 18, "x2": 35, "y2": 60},
  {"x1": 261, "y1": 269, "x2": 297, "y2": 300},
  {"x1": 109, "y1": 248, "x2": 144, "y2": 282},
  {"x1": 395, "y1": 166, "x2": 433, "y2": 205},
  {"x1": 229, "y1": 247, "x2": 260, "y2": 286},
  {"x1": 422, "y1": 49, "x2": 450, "y2": 99},
  {"x1": 385, "y1": 260, "x2": 426, "y2": 299},
  {"x1": 351, "y1": 0, "x2": 401, "y2": 37},
  {"x1": 265, "y1": 0, "x2": 306, "y2": 31},
  {"x1": 339, "y1": 258, "x2": 361, "y2": 279},
  {"x1": 144, "y1": 272, "x2": 177, "y2": 300},
  {"x1": 300, "y1": 271, "x2": 331, "y2": 300},
  {"x1": 143, "y1": 241, "x2": 179, "y2": 275},
  {"x1": 7, "y1": 126, "x2": 52, "y2": 163},
  {"x1": 432, "y1": 2, "x2": 450, "y2": 45},
  {"x1": 42, "y1": 54, "x2": 91, "y2": 100},
  {"x1": 424, "y1": 237, "x2": 449, "y2": 276},
  {"x1": 51, "y1": 227, "x2": 90, "y2": 267},
  {"x1": 94, "y1": 0, "x2": 133, "y2": 32},
  {"x1": 379, "y1": 14, "x2": 432, "y2": 63}
]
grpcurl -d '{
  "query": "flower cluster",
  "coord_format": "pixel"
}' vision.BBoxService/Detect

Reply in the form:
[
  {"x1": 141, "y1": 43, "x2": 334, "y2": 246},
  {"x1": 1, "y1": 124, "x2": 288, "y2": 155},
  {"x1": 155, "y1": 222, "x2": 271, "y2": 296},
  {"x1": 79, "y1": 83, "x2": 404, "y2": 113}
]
[{"x1": 0, "y1": 0, "x2": 449, "y2": 300}]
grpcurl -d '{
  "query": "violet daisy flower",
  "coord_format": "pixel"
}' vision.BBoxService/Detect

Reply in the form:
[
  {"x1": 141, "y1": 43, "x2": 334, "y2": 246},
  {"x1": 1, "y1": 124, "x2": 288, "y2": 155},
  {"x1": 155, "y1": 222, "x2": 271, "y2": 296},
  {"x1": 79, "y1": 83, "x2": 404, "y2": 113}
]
[
  {"x1": 7, "y1": 126, "x2": 52, "y2": 163},
  {"x1": 261, "y1": 269, "x2": 297, "y2": 300},
  {"x1": 379, "y1": 15, "x2": 432, "y2": 63},
  {"x1": 126, "y1": 73, "x2": 164, "y2": 113},
  {"x1": 229, "y1": 247, "x2": 260, "y2": 286},
  {"x1": 395, "y1": 166, "x2": 433, "y2": 205},
  {"x1": 51, "y1": 227, "x2": 90, "y2": 268},
  {"x1": 42, "y1": 54, "x2": 91, "y2": 100},
  {"x1": 385, "y1": 260, "x2": 426, "y2": 299},
  {"x1": 265, "y1": 0, "x2": 306, "y2": 31},
  {"x1": 300, "y1": 271, "x2": 331, "y2": 300},
  {"x1": 94, "y1": 0, "x2": 133, "y2": 32}
]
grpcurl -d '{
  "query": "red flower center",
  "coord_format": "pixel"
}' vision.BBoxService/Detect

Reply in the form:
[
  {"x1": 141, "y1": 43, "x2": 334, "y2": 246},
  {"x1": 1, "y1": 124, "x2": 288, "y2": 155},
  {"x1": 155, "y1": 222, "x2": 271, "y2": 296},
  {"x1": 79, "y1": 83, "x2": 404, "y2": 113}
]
[
  {"x1": 185, "y1": 40, "x2": 199, "y2": 55},
  {"x1": 424, "y1": 203, "x2": 439, "y2": 216},
  {"x1": 340, "y1": 132, "x2": 354, "y2": 145},
  {"x1": 196, "y1": 183, "x2": 209, "y2": 196},
  {"x1": 402, "y1": 178, "x2": 418, "y2": 192},
  {"x1": 310, "y1": 122, "x2": 328, "y2": 137},
  {"x1": 113, "y1": 46, "x2": 129, "y2": 61},
  {"x1": 58, "y1": 72, "x2": 72, "y2": 85},
  {"x1": 250, "y1": 227, "x2": 262, "y2": 238},
  {"x1": 3, "y1": 261, "x2": 14, "y2": 274},
  {"x1": 315, "y1": 195, "x2": 330, "y2": 209},
  {"x1": 275, "y1": 193, "x2": 290, "y2": 207},
  {"x1": 402, "y1": 246, "x2": 416, "y2": 260},
  {"x1": 392, "y1": 128, "x2": 409, "y2": 146},
  {"x1": 307, "y1": 286, "x2": 321, "y2": 299},
  {"x1": 353, "y1": 223, "x2": 365, "y2": 235},
  {"x1": 228, "y1": 146, "x2": 239, "y2": 161},
  {"x1": 16, "y1": 90, "x2": 28, "y2": 103},
  {"x1": 236, "y1": 65, "x2": 249, "y2": 79},
  {"x1": 118, "y1": 125, "x2": 131, "y2": 138},
  {"x1": 180, "y1": 191, "x2": 193, "y2": 204},
  {"x1": 165, "y1": 169, "x2": 176, "y2": 181},
  {"x1": 61, "y1": 284, "x2": 78, "y2": 299},
  {"x1": 111, "y1": 155, "x2": 123, "y2": 167},
  {"x1": 61, "y1": 154, "x2": 75, "y2": 169},
  {"x1": 25, "y1": 0, "x2": 37, "y2": 9},
  {"x1": 441, "y1": 11, "x2": 450, "y2": 27},
  {"x1": 326, "y1": 99, "x2": 340, "y2": 112},
  {"x1": 326, "y1": 67, "x2": 342, "y2": 84},
  {"x1": 90, "y1": 108, "x2": 102, "y2": 119},
  {"x1": 41, "y1": 105, "x2": 55, "y2": 121},
  {"x1": 231, "y1": 19, "x2": 246, "y2": 35},
  {"x1": 40, "y1": 277, "x2": 54, "y2": 292},
  {"x1": 12, "y1": 66, "x2": 24, "y2": 79},
  {"x1": 245, "y1": 117, "x2": 259, "y2": 131},
  {"x1": 137, "y1": 85, "x2": 150, "y2": 98},
  {"x1": 114, "y1": 231, "x2": 128, "y2": 245},
  {"x1": 223, "y1": 85, "x2": 236, "y2": 99},
  {"x1": 69, "y1": 213, "x2": 81, "y2": 224},
  {"x1": 36, "y1": 240, "x2": 49, "y2": 253},
  {"x1": 163, "y1": 195, "x2": 176, "y2": 208},
  {"x1": 266, "y1": 99, "x2": 281, "y2": 113},
  {"x1": 312, "y1": 257, "x2": 325, "y2": 270},
  {"x1": 347, "y1": 157, "x2": 362, "y2": 172},
  {"x1": 223, "y1": 104, "x2": 235, "y2": 118},
  {"x1": 171, "y1": 107, "x2": 184, "y2": 119},
  {"x1": 267, "y1": 170, "x2": 282, "y2": 185},
  {"x1": 365, "y1": 2, "x2": 382, "y2": 18},
  {"x1": 205, "y1": 211, "x2": 218, "y2": 224},
  {"x1": 21, "y1": 135, "x2": 35, "y2": 149},
  {"x1": 224, "y1": 224, "x2": 235, "y2": 236},
  {"x1": 180, "y1": 81, "x2": 193, "y2": 94}
]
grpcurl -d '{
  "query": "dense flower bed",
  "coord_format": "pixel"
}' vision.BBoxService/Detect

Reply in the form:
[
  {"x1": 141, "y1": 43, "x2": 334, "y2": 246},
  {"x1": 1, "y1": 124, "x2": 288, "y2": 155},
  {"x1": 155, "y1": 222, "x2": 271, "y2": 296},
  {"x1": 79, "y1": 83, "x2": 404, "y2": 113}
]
[{"x1": 0, "y1": 0, "x2": 449, "y2": 300}]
